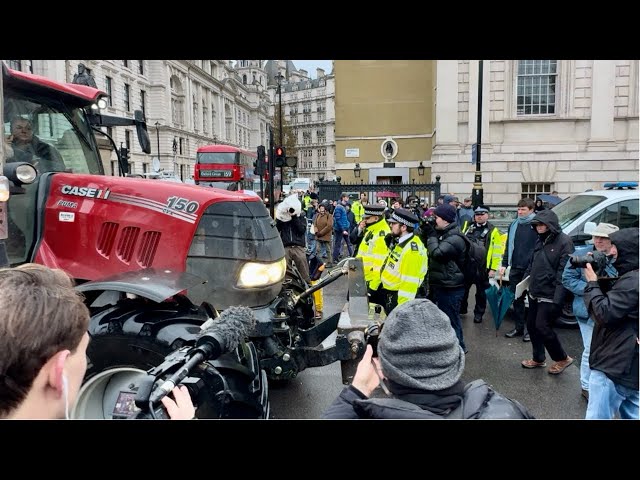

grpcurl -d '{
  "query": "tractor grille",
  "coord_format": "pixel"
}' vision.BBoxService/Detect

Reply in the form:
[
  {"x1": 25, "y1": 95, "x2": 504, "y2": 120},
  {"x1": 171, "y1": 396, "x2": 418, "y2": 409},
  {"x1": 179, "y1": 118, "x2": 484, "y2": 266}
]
[{"x1": 96, "y1": 222, "x2": 119, "y2": 257}]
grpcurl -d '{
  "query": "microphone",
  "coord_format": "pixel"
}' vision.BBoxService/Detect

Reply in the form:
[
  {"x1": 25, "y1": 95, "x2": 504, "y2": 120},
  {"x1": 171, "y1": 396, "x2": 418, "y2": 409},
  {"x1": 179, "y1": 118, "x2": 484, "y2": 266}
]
[{"x1": 148, "y1": 306, "x2": 256, "y2": 404}]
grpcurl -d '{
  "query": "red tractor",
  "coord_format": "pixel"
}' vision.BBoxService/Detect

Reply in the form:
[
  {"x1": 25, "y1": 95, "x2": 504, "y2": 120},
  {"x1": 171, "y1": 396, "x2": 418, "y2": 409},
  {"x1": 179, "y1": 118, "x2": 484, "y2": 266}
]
[{"x1": 1, "y1": 65, "x2": 368, "y2": 419}]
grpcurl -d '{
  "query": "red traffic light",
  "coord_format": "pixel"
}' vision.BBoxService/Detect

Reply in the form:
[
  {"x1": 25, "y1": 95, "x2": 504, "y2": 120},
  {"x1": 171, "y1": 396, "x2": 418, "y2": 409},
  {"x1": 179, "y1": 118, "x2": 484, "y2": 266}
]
[{"x1": 275, "y1": 147, "x2": 284, "y2": 157}]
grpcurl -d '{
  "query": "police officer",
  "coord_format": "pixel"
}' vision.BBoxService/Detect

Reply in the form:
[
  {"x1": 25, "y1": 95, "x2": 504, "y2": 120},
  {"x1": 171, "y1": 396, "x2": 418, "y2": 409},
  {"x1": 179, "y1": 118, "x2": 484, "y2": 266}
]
[
  {"x1": 353, "y1": 204, "x2": 390, "y2": 289},
  {"x1": 369, "y1": 208, "x2": 428, "y2": 314},
  {"x1": 460, "y1": 206, "x2": 506, "y2": 323}
]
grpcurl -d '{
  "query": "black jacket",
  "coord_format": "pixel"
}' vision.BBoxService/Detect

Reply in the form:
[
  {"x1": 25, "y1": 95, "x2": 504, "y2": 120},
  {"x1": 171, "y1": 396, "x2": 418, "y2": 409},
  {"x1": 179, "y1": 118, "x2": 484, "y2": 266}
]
[
  {"x1": 525, "y1": 209, "x2": 574, "y2": 304},
  {"x1": 276, "y1": 215, "x2": 307, "y2": 248},
  {"x1": 322, "y1": 381, "x2": 534, "y2": 419},
  {"x1": 501, "y1": 217, "x2": 538, "y2": 271},
  {"x1": 584, "y1": 228, "x2": 639, "y2": 390},
  {"x1": 424, "y1": 222, "x2": 466, "y2": 288}
]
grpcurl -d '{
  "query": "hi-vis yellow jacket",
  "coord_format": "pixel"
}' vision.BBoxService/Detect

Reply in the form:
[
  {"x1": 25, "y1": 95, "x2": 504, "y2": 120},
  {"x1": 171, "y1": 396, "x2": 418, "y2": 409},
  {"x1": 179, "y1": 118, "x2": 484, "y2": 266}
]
[
  {"x1": 352, "y1": 200, "x2": 365, "y2": 223},
  {"x1": 486, "y1": 228, "x2": 507, "y2": 271},
  {"x1": 356, "y1": 218, "x2": 391, "y2": 285},
  {"x1": 376, "y1": 234, "x2": 428, "y2": 306}
]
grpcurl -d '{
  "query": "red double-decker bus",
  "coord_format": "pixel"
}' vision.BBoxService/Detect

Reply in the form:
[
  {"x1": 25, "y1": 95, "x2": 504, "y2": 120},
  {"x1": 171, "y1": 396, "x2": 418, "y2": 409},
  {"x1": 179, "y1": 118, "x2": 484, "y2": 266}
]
[
  {"x1": 195, "y1": 144, "x2": 282, "y2": 204},
  {"x1": 194, "y1": 144, "x2": 255, "y2": 189}
]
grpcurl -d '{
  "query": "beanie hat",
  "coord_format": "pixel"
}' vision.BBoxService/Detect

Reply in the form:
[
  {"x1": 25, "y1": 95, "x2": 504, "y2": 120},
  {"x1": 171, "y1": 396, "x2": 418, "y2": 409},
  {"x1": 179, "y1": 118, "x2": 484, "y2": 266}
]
[
  {"x1": 434, "y1": 204, "x2": 457, "y2": 224},
  {"x1": 378, "y1": 299, "x2": 465, "y2": 391}
]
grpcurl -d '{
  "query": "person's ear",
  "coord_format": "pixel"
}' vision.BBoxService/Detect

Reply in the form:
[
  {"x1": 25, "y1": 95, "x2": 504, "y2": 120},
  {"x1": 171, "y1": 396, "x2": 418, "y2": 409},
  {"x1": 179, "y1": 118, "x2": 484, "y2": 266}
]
[{"x1": 47, "y1": 350, "x2": 70, "y2": 395}]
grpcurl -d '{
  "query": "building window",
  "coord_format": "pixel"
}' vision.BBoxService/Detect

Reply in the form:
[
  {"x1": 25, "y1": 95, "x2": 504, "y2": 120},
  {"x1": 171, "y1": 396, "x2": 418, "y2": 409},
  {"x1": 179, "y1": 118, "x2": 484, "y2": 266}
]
[
  {"x1": 138, "y1": 60, "x2": 144, "y2": 75},
  {"x1": 7, "y1": 60, "x2": 22, "y2": 70},
  {"x1": 124, "y1": 83, "x2": 131, "y2": 111},
  {"x1": 203, "y1": 105, "x2": 208, "y2": 134},
  {"x1": 179, "y1": 138, "x2": 183, "y2": 155},
  {"x1": 123, "y1": 60, "x2": 129, "y2": 68},
  {"x1": 142, "y1": 162, "x2": 148, "y2": 173},
  {"x1": 105, "y1": 76, "x2": 113, "y2": 106},
  {"x1": 140, "y1": 90, "x2": 146, "y2": 118},
  {"x1": 516, "y1": 60, "x2": 557, "y2": 115},
  {"x1": 521, "y1": 183, "x2": 552, "y2": 199}
]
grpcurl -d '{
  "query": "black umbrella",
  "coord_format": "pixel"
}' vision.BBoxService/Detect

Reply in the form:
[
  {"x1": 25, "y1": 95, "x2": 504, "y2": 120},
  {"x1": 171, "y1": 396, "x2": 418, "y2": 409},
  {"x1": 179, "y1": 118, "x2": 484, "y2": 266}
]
[{"x1": 537, "y1": 194, "x2": 563, "y2": 206}]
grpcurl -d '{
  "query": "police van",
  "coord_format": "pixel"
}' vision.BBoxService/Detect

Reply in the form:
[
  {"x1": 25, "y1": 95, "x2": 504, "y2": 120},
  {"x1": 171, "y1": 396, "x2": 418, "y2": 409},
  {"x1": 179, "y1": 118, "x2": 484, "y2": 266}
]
[{"x1": 553, "y1": 181, "x2": 639, "y2": 246}]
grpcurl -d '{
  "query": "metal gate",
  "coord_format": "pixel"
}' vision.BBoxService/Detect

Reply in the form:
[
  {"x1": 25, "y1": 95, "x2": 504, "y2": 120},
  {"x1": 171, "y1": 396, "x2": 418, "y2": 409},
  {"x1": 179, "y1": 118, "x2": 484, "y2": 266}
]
[{"x1": 317, "y1": 176, "x2": 442, "y2": 207}]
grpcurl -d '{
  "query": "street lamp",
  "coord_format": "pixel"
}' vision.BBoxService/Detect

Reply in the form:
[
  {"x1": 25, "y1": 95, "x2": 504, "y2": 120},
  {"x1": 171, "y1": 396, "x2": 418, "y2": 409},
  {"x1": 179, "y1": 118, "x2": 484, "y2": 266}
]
[
  {"x1": 354, "y1": 163, "x2": 361, "y2": 178},
  {"x1": 472, "y1": 60, "x2": 484, "y2": 208},
  {"x1": 154, "y1": 121, "x2": 160, "y2": 160},
  {"x1": 275, "y1": 72, "x2": 284, "y2": 191},
  {"x1": 418, "y1": 161, "x2": 425, "y2": 176}
]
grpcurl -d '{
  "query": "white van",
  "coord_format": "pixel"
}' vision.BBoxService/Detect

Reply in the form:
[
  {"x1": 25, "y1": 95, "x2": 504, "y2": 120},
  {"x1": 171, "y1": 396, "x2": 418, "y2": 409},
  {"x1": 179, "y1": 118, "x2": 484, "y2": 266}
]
[{"x1": 552, "y1": 182, "x2": 639, "y2": 246}]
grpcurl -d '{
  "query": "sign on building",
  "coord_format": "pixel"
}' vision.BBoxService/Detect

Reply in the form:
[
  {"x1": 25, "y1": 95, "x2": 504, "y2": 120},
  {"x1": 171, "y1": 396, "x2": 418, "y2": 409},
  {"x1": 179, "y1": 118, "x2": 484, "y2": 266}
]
[{"x1": 345, "y1": 148, "x2": 360, "y2": 158}]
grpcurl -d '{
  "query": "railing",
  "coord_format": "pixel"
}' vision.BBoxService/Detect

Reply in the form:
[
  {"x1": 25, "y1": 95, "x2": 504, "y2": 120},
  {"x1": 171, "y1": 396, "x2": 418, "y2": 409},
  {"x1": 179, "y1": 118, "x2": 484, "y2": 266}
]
[{"x1": 317, "y1": 177, "x2": 442, "y2": 206}]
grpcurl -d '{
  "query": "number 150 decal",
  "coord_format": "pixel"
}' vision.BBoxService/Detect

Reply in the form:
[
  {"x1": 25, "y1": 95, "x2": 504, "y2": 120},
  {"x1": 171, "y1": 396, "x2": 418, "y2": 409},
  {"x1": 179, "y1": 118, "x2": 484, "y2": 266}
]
[{"x1": 166, "y1": 196, "x2": 200, "y2": 214}]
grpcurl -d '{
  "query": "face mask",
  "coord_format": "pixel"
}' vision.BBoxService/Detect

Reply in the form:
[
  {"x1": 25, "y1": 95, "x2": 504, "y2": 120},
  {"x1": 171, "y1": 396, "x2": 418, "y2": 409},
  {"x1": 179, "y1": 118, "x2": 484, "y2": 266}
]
[{"x1": 62, "y1": 374, "x2": 69, "y2": 420}]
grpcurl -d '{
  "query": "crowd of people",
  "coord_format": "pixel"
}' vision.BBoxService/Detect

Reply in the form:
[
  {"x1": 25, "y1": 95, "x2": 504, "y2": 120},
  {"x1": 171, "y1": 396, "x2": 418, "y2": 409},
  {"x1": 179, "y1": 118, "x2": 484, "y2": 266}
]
[
  {"x1": 2, "y1": 184, "x2": 637, "y2": 420},
  {"x1": 276, "y1": 187, "x2": 638, "y2": 420}
]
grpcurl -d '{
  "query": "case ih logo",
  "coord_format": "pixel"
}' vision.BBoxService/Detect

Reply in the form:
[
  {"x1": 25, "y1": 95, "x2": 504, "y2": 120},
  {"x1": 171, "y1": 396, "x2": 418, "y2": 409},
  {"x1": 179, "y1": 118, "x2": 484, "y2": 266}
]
[{"x1": 61, "y1": 185, "x2": 111, "y2": 199}]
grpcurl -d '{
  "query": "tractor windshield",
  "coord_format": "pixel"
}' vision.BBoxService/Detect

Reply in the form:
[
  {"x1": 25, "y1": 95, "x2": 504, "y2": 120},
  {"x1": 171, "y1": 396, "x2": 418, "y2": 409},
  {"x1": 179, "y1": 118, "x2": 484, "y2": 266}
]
[
  {"x1": 3, "y1": 91, "x2": 102, "y2": 175},
  {"x1": 3, "y1": 89, "x2": 104, "y2": 265}
]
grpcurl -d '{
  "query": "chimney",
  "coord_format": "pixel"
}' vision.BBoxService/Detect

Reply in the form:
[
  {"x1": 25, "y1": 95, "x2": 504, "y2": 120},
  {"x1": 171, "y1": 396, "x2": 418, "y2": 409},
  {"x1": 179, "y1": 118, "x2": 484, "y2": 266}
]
[{"x1": 316, "y1": 68, "x2": 325, "y2": 78}]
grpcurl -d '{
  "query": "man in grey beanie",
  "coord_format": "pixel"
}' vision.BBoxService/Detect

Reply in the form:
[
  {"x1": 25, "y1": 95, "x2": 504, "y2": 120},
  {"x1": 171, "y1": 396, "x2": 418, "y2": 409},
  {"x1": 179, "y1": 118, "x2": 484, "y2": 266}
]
[{"x1": 322, "y1": 299, "x2": 534, "y2": 419}]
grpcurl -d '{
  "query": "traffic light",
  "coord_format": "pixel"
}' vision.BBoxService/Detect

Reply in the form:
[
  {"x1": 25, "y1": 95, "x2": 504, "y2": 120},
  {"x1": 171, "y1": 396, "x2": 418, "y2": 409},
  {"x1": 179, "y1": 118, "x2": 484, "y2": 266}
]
[
  {"x1": 255, "y1": 145, "x2": 266, "y2": 175},
  {"x1": 274, "y1": 146, "x2": 286, "y2": 168}
]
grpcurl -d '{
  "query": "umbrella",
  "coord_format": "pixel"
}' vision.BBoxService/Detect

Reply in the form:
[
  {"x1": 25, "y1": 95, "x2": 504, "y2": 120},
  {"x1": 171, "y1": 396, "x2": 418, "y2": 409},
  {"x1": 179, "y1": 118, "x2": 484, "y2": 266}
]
[
  {"x1": 485, "y1": 280, "x2": 515, "y2": 336},
  {"x1": 376, "y1": 190, "x2": 399, "y2": 198},
  {"x1": 537, "y1": 194, "x2": 563, "y2": 206}
]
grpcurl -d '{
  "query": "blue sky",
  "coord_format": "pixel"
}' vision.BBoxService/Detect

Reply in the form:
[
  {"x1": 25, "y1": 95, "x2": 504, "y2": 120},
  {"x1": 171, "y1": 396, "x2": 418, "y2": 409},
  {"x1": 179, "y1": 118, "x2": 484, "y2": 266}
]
[{"x1": 291, "y1": 60, "x2": 332, "y2": 77}]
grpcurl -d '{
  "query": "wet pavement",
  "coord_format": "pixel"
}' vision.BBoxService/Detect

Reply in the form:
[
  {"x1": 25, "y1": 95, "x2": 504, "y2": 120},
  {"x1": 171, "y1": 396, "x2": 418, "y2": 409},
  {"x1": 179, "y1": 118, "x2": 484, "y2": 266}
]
[{"x1": 269, "y1": 276, "x2": 587, "y2": 419}]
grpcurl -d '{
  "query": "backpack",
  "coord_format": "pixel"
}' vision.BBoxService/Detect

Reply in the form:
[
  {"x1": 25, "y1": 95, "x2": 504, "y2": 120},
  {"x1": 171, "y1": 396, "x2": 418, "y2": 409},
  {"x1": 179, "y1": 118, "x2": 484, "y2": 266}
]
[
  {"x1": 350, "y1": 379, "x2": 535, "y2": 419},
  {"x1": 456, "y1": 232, "x2": 487, "y2": 285},
  {"x1": 448, "y1": 379, "x2": 535, "y2": 419}
]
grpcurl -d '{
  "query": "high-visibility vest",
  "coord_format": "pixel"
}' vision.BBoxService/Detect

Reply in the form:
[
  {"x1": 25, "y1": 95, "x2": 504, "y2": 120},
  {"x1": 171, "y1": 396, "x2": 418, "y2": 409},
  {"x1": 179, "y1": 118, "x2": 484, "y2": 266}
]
[
  {"x1": 486, "y1": 228, "x2": 506, "y2": 271},
  {"x1": 378, "y1": 234, "x2": 428, "y2": 306},
  {"x1": 356, "y1": 218, "x2": 391, "y2": 285},
  {"x1": 352, "y1": 201, "x2": 365, "y2": 223}
]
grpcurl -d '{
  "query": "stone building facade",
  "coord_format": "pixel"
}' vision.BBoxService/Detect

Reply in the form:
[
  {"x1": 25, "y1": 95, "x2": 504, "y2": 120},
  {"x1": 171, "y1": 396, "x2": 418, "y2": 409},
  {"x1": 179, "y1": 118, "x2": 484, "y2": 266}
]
[
  {"x1": 264, "y1": 60, "x2": 336, "y2": 183},
  {"x1": 4, "y1": 60, "x2": 273, "y2": 180},
  {"x1": 432, "y1": 60, "x2": 639, "y2": 204}
]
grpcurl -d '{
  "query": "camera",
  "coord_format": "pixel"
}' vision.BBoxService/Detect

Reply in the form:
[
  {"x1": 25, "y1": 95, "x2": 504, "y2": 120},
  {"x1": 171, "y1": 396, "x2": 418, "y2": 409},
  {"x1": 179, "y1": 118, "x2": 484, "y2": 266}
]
[
  {"x1": 364, "y1": 322, "x2": 382, "y2": 357},
  {"x1": 423, "y1": 215, "x2": 436, "y2": 225},
  {"x1": 569, "y1": 250, "x2": 611, "y2": 275}
]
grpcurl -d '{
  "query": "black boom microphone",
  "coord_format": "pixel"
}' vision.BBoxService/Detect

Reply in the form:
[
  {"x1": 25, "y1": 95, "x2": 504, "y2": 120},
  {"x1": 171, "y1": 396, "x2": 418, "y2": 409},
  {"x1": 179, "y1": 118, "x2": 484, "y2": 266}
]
[{"x1": 148, "y1": 306, "x2": 256, "y2": 404}]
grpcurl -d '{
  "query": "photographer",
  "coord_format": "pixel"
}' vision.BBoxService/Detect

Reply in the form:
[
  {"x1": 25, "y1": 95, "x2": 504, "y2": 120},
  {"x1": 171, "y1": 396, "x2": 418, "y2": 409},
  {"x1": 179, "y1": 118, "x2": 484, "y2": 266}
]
[
  {"x1": 583, "y1": 227, "x2": 639, "y2": 420},
  {"x1": 0, "y1": 263, "x2": 195, "y2": 420},
  {"x1": 562, "y1": 223, "x2": 618, "y2": 400},
  {"x1": 421, "y1": 204, "x2": 468, "y2": 353},
  {"x1": 322, "y1": 299, "x2": 534, "y2": 419}
]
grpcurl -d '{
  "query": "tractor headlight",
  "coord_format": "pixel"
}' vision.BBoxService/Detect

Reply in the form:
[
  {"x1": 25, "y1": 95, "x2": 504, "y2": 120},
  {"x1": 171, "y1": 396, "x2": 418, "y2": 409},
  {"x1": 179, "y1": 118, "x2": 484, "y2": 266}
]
[{"x1": 237, "y1": 257, "x2": 286, "y2": 288}]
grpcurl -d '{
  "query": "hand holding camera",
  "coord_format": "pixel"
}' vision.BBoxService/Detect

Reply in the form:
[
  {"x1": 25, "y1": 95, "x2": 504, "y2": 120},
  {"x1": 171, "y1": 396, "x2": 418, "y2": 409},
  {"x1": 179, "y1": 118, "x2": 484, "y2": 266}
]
[
  {"x1": 351, "y1": 344, "x2": 384, "y2": 398},
  {"x1": 569, "y1": 251, "x2": 610, "y2": 273}
]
